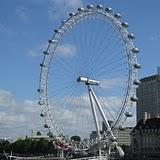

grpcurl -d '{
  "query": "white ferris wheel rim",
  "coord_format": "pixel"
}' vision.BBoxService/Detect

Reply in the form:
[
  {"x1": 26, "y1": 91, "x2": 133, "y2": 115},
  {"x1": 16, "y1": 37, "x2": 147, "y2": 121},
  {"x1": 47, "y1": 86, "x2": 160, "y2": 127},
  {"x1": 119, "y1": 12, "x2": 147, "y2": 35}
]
[{"x1": 38, "y1": 5, "x2": 140, "y2": 141}]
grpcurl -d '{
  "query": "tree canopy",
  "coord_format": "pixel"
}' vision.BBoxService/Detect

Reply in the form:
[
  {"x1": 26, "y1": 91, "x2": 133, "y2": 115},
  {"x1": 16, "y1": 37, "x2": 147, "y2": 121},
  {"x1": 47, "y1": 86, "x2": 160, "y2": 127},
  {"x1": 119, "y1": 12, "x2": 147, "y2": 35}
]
[
  {"x1": 0, "y1": 138, "x2": 57, "y2": 156},
  {"x1": 70, "y1": 135, "x2": 81, "y2": 142}
]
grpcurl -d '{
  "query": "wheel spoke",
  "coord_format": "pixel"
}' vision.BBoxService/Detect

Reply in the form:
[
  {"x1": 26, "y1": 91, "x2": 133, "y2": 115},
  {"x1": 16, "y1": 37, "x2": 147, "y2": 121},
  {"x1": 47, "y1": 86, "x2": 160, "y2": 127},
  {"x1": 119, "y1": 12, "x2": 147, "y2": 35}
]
[{"x1": 38, "y1": 5, "x2": 140, "y2": 156}]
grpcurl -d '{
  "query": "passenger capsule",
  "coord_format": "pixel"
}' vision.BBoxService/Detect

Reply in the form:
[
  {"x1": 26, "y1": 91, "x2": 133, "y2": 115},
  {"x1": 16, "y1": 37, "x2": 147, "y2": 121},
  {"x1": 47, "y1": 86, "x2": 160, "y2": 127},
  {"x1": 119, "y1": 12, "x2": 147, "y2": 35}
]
[
  {"x1": 128, "y1": 33, "x2": 135, "y2": 39},
  {"x1": 130, "y1": 96, "x2": 138, "y2": 102},
  {"x1": 114, "y1": 13, "x2": 121, "y2": 19},
  {"x1": 121, "y1": 22, "x2": 129, "y2": 28},
  {"x1": 87, "y1": 4, "x2": 94, "y2": 9},
  {"x1": 105, "y1": 7, "x2": 112, "y2": 13},
  {"x1": 69, "y1": 12, "x2": 75, "y2": 16},
  {"x1": 97, "y1": 4, "x2": 103, "y2": 9},
  {"x1": 37, "y1": 89, "x2": 44, "y2": 93},
  {"x1": 133, "y1": 80, "x2": 141, "y2": 85},
  {"x1": 43, "y1": 51, "x2": 49, "y2": 55},
  {"x1": 132, "y1": 47, "x2": 139, "y2": 53},
  {"x1": 40, "y1": 113, "x2": 44, "y2": 117},
  {"x1": 44, "y1": 124, "x2": 49, "y2": 128},
  {"x1": 78, "y1": 7, "x2": 84, "y2": 12},
  {"x1": 48, "y1": 133, "x2": 54, "y2": 138},
  {"x1": 125, "y1": 112, "x2": 133, "y2": 117},
  {"x1": 61, "y1": 20, "x2": 66, "y2": 24},
  {"x1": 54, "y1": 29, "x2": 62, "y2": 33},
  {"x1": 48, "y1": 39, "x2": 57, "y2": 44},
  {"x1": 38, "y1": 101, "x2": 45, "y2": 105},
  {"x1": 40, "y1": 63, "x2": 46, "y2": 67},
  {"x1": 134, "y1": 63, "x2": 141, "y2": 69}
]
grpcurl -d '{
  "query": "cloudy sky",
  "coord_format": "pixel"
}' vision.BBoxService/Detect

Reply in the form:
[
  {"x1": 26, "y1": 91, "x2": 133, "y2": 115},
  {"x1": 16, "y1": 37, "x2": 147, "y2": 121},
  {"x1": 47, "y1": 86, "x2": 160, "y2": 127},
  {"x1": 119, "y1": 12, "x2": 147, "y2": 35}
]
[{"x1": 0, "y1": 0, "x2": 160, "y2": 139}]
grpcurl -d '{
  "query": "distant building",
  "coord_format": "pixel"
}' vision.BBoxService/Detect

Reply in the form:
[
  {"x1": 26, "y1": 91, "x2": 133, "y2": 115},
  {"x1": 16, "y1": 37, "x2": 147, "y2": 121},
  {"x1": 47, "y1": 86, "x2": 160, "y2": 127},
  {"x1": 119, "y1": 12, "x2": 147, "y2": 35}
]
[
  {"x1": 30, "y1": 134, "x2": 52, "y2": 141},
  {"x1": 115, "y1": 127, "x2": 133, "y2": 146},
  {"x1": 90, "y1": 121, "x2": 133, "y2": 146},
  {"x1": 102, "y1": 121, "x2": 113, "y2": 132},
  {"x1": 131, "y1": 117, "x2": 160, "y2": 160},
  {"x1": 28, "y1": 130, "x2": 53, "y2": 141},
  {"x1": 136, "y1": 68, "x2": 160, "y2": 122},
  {"x1": 90, "y1": 131, "x2": 98, "y2": 141}
]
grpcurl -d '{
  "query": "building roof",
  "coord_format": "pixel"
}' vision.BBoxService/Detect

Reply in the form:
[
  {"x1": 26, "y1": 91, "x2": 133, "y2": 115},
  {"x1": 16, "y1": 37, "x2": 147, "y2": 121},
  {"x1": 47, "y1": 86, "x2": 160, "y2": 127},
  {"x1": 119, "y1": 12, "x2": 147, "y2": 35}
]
[
  {"x1": 140, "y1": 74, "x2": 160, "y2": 83},
  {"x1": 133, "y1": 118, "x2": 160, "y2": 131}
]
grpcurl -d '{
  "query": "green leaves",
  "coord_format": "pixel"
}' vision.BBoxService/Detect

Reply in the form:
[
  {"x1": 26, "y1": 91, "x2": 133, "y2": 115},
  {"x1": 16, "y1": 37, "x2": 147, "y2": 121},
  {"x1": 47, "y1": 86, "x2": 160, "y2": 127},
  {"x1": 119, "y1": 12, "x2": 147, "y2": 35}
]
[{"x1": 0, "y1": 138, "x2": 57, "y2": 156}]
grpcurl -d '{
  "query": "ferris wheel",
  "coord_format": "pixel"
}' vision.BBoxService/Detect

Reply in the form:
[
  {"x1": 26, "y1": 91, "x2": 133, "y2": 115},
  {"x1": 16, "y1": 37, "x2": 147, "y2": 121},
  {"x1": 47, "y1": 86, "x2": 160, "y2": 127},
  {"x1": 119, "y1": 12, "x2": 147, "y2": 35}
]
[{"x1": 38, "y1": 4, "x2": 141, "y2": 158}]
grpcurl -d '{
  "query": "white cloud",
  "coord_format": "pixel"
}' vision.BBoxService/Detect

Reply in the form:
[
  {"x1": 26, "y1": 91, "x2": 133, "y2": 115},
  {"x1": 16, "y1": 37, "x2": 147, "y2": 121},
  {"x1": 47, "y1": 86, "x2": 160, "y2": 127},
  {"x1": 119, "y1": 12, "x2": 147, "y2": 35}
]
[
  {"x1": 12, "y1": 100, "x2": 40, "y2": 114},
  {"x1": 0, "y1": 89, "x2": 15, "y2": 107},
  {"x1": 0, "y1": 88, "x2": 135, "y2": 139},
  {"x1": 0, "y1": 89, "x2": 44, "y2": 139},
  {"x1": 28, "y1": 43, "x2": 77, "y2": 58},
  {"x1": 149, "y1": 34, "x2": 160, "y2": 41},
  {"x1": 56, "y1": 44, "x2": 77, "y2": 57},
  {"x1": 48, "y1": 0, "x2": 83, "y2": 20},
  {"x1": 0, "y1": 23, "x2": 15, "y2": 35},
  {"x1": 0, "y1": 112, "x2": 26, "y2": 125},
  {"x1": 15, "y1": 6, "x2": 30, "y2": 22},
  {"x1": 100, "y1": 78, "x2": 125, "y2": 89},
  {"x1": 125, "y1": 114, "x2": 136, "y2": 126},
  {"x1": 28, "y1": 43, "x2": 47, "y2": 57},
  {"x1": 65, "y1": 94, "x2": 89, "y2": 107},
  {"x1": 48, "y1": 93, "x2": 135, "y2": 138}
]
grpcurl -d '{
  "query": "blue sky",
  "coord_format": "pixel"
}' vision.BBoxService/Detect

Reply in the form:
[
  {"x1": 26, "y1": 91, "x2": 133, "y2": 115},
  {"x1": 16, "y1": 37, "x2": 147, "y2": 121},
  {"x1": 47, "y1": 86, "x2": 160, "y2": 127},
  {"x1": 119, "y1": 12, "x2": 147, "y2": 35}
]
[{"x1": 0, "y1": 0, "x2": 160, "y2": 139}]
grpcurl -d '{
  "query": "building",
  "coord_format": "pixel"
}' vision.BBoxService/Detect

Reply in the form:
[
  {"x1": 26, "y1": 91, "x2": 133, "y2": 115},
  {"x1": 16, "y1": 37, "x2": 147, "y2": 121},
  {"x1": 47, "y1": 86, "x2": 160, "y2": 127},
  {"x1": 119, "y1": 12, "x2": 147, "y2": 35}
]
[
  {"x1": 115, "y1": 127, "x2": 133, "y2": 146},
  {"x1": 90, "y1": 131, "x2": 98, "y2": 141},
  {"x1": 90, "y1": 121, "x2": 133, "y2": 146},
  {"x1": 103, "y1": 121, "x2": 133, "y2": 146},
  {"x1": 131, "y1": 117, "x2": 160, "y2": 160},
  {"x1": 136, "y1": 68, "x2": 160, "y2": 122},
  {"x1": 102, "y1": 121, "x2": 113, "y2": 132}
]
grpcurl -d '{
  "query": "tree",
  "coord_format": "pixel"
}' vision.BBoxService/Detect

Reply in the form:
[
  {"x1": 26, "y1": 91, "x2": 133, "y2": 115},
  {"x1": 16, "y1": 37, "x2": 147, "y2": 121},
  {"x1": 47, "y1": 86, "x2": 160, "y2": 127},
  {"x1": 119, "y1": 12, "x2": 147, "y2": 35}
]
[
  {"x1": 37, "y1": 138, "x2": 49, "y2": 154},
  {"x1": 71, "y1": 135, "x2": 81, "y2": 142},
  {"x1": 21, "y1": 138, "x2": 32, "y2": 154},
  {"x1": 11, "y1": 139, "x2": 24, "y2": 153},
  {"x1": 37, "y1": 131, "x2": 42, "y2": 136},
  {"x1": 0, "y1": 140, "x2": 11, "y2": 153},
  {"x1": 2, "y1": 138, "x2": 57, "y2": 156},
  {"x1": 31, "y1": 139, "x2": 38, "y2": 155},
  {"x1": 47, "y1": 131, "x2": 54, "y2": 138}
]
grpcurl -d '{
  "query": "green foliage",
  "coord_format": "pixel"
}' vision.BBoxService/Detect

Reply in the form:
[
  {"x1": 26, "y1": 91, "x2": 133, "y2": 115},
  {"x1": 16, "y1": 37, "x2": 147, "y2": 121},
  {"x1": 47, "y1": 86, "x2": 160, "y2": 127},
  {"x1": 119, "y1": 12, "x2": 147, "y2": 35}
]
[
  {"x1": 37, "y1": 131, "x2": 42, "y2": 136},
  {"x1": 0, "y1": 140, "x2": 11, "y2": 153},
  {"x1": 37, "y1": 138, "x2": 49, "y2": 154},
  {"x1": 1, "y1": 138, "x2": 57, "y2": 155},
  {"x1": 47, "y1": 131, "x2": 54, "y2": 138}
]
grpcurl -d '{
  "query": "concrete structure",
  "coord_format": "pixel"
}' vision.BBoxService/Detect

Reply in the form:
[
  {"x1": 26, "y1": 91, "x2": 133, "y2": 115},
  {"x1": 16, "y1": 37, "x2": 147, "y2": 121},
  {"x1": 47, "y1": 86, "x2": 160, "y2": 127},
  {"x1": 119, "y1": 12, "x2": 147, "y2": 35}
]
[
  {"x1": 90, "y1": 131, "x2": 98, "y2": 141},
  {"x1": 131, "y1": 117, "x2": 160, "y2": 160},
  {"x1": 136, "y1": 68, "x2": 160, "y2": 122},
  {"x1": 90, "y1": 121, "x2": 133, "y2": 146},
  {"x1": 103, "y1": 121, "x2": 133, "y2": 146},
  {"x1": 115, "y1": 127, "x2": 133, "y2": 146},
  {"x1": 90, "y1": 127, "x2": 133, "y2": 146}
]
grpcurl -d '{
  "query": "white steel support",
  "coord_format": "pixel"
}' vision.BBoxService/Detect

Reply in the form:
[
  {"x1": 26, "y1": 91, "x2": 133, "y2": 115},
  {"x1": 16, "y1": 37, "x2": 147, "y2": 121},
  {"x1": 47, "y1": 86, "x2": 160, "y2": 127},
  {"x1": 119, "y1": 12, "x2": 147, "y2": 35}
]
[
  {"x1": 88, "y1": 85, "x2": 101, "y2": 159},
  {"x1": 88, "y1": 85, "x2": 116, "y2": 140},
  {"x1": 77, "y1": 76, "x2": 118, "y2": 159}
]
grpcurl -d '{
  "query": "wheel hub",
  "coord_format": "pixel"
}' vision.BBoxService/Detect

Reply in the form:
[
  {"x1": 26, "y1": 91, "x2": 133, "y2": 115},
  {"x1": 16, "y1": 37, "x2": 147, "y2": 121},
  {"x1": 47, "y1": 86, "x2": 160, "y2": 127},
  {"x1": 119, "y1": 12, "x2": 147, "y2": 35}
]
[{"x1": 77, "y1": 76, "x2": 100, "y2": 86}]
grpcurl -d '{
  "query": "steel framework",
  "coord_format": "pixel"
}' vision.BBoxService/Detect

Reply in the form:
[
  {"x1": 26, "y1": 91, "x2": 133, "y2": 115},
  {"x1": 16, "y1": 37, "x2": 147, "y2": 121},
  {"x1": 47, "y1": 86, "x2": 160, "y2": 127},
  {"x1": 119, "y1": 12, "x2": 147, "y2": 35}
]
[{"x1": 38, "y1": 4, "x2": 140, "y2": 159}]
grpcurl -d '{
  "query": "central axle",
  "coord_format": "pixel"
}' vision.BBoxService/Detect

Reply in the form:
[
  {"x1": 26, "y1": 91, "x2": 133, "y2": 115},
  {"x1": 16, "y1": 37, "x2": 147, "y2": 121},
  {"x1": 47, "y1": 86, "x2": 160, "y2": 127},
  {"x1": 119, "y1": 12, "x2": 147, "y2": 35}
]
[{"x1": 77, "y1": 76, "x2": 99, "y2": 86}]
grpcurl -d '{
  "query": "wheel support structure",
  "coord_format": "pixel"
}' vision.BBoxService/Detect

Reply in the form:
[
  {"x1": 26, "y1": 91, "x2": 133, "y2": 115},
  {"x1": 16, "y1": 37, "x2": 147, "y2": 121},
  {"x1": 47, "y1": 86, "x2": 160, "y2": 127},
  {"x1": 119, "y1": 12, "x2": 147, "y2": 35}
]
[{"x1": 77, "y1": 76, "x2": 117, "y2": 159}]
